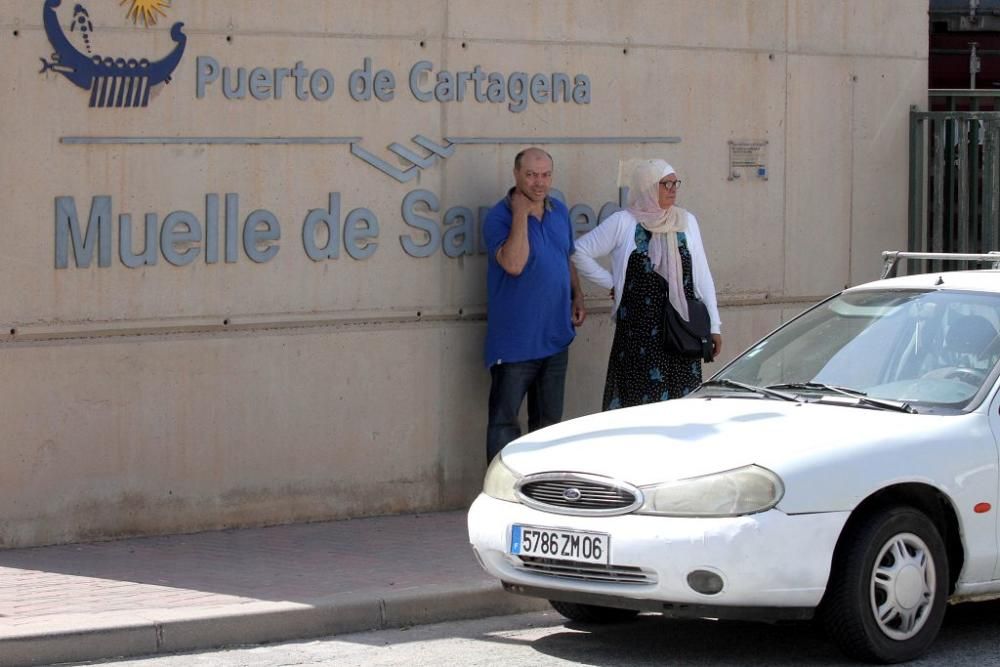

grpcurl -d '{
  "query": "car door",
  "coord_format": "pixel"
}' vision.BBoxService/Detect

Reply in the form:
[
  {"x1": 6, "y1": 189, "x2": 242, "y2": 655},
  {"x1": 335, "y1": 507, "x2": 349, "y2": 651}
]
[{"x1": 987, "y1": 384, "x2": 1000, "y2": 580}]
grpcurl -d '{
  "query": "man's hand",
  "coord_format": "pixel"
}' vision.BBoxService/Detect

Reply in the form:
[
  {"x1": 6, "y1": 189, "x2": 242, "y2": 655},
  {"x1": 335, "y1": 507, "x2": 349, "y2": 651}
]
[
  {"x1": 568, "y1": 262, "x2": 586, "y2": 327},
  {"x1": 511, "y1": 188, "x2": 543, "y2": 220},
  {"x1": 572, "y1": 295, "x2": 586, "y2": 326},
  {"x1": 496, "y1": 190, "x2": 535, "y2": 276}
]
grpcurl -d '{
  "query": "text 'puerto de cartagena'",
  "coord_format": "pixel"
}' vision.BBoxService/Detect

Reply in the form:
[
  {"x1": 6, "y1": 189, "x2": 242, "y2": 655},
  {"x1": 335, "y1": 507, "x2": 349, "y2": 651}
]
[{"x1": 196, "y1": 56, "x2": 591, "y2": 112}]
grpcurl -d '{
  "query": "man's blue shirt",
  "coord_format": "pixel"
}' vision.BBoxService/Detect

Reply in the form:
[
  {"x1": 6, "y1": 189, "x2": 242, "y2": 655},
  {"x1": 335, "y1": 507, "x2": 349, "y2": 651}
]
[{"x1": 483, "y1": 192, "x2": 576, "y2": 367}]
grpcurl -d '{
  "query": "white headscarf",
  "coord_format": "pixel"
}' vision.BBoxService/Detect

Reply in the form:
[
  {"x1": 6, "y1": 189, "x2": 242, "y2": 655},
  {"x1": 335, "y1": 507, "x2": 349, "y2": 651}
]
[{"x1": 619, "y1": 159, "x2": 690, "y2": 320}]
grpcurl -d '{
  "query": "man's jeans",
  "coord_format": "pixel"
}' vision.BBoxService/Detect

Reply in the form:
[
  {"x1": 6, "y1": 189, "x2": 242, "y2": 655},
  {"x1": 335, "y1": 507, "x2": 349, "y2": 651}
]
[{"x1": 486, "y1": 348, "x2": 569, "y2": 463}]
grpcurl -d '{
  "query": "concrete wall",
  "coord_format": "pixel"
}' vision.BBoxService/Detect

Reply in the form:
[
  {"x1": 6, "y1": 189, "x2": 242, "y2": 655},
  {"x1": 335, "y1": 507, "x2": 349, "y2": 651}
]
[{"x1": 0, "y1": 0, "x2": 928, "y2": 547}]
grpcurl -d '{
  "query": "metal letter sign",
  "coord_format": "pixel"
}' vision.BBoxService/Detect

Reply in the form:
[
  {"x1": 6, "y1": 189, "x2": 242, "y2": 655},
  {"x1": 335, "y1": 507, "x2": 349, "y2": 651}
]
[
  {"x1": 351, "y1": 136, "x2": 457, "y2": 183},
  {"x1": 39, "y1": 0, "x2": 186, "y2": 108}
]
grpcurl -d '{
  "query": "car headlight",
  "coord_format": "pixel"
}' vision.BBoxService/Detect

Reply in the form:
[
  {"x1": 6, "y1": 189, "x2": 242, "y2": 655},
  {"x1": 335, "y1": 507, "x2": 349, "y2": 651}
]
[
  {"x1": 637, "y1": 465, "x2": 784, "y2": 517},
  {"x1": 483, "y1": 455, "x2": 522, "y2": 503}
]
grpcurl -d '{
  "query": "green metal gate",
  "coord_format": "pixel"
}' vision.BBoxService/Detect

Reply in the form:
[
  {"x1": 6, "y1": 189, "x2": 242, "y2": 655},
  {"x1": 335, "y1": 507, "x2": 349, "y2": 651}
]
[{"x1": 909, "y1": 91, "x2": 1000, "y2": 271}]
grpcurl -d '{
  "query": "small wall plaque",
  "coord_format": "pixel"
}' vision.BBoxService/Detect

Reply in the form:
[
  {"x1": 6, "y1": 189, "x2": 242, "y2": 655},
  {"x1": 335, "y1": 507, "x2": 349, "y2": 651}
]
[{"x1": 728, "y1": 139, "x2": 768, "y2": 181}]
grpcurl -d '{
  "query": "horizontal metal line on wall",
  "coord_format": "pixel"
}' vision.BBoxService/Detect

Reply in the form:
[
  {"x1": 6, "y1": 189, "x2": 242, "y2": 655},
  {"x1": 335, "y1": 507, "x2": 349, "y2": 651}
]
[
  {"x1": 60, "y1": 136, "x2": 680, "y2": 146},
  {"x1": 1, "y1": 295, "x2": 824, "y2": 345},
  {"x1": 445, "y1": 137, "x2": 681, "y2": 144},
  {"x1": 60, "y1": 136, "x2": 362, "y2": 145},
  {"x1": 2, "y1": 309, "x2": 486, "y2": 345}
]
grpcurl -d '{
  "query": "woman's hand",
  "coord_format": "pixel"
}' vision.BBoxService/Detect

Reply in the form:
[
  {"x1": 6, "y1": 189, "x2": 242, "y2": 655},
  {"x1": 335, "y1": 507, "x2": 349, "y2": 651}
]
[{"x1": 711, "y1": 334, "x2": 722, "y2": 360}]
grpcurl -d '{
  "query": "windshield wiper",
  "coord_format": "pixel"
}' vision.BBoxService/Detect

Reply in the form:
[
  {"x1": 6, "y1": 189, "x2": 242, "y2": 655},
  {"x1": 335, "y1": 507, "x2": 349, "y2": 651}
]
[
  {"x1": 767, "y1": 381, "x2": 868, "y2": 397},
  {"x1": 701, "y1": 379, "x2": 799, "y2": 402},
  {"x1": 766, "y1": 382, "x2": 916, "y2": 414}
]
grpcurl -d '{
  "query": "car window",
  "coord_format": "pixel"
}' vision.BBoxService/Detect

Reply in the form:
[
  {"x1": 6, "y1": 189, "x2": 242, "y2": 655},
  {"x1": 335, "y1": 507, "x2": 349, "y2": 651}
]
[{"x1": 715, "y1": 289, "x2": 1000, "y2": 410}]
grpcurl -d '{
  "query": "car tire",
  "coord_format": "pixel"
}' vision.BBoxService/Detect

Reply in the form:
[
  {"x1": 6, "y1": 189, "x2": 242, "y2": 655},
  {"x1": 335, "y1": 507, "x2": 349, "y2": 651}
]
[
  {"x1": 821, "y1": 505, "x2": 948, "y2": 664},
  {"x1": 548, "y1": 600, "x2": 639, "y2": 623}
]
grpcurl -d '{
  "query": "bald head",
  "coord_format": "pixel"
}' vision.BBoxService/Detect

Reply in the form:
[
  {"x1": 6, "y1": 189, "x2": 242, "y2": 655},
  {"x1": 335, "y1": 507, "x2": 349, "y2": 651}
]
[
  {"x1": 514, "y1": 147, "x2": 553, "y2": 172},
  {"x1": 512, "y1": 147, "x2": 554, "y2": 203}
]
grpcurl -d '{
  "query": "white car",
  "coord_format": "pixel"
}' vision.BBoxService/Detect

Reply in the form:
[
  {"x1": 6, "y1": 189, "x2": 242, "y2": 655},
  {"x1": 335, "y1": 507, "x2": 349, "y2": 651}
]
[{"x1": 468, "y1": 258, "x2": 1000, "y2": 663}]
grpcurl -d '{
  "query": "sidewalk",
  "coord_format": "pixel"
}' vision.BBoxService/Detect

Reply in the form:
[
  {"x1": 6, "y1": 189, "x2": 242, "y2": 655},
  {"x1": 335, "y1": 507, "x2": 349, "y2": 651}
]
[{"x1": 0, "y1": 511, "x2": 546, "y2": 667}]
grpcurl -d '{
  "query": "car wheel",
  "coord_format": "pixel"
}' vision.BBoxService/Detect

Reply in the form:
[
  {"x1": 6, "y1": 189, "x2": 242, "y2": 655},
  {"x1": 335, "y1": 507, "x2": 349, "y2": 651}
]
[
  {"x1": 549, "y1": 600, "x2": 639, "y2": 623},
  {"x1": 822, "y1": 506, "x2": 948, "y2": 664}
]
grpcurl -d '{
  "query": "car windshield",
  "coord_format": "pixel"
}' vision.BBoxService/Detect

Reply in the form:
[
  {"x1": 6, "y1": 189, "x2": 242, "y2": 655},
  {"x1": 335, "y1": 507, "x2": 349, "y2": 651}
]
[{"x1": 706, "y1": 288, "x2": 1000, "y2": 411}]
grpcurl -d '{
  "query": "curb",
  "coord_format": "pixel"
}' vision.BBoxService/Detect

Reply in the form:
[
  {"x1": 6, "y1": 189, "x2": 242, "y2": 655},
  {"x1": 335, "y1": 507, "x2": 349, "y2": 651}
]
[{"x1": 0, "y1": 581, "x2": 548, "y2": 666}]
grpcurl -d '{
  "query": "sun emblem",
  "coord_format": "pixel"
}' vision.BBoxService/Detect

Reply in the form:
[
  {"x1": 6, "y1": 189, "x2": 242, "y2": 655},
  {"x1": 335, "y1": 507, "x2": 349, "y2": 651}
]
[{"x1": 121, "y1": 0, "x2": 171, "y2": 27}]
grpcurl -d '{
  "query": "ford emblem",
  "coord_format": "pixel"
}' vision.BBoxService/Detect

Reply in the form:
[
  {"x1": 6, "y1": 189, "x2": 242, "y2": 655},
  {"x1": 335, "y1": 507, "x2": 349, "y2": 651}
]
[{"x1": 562, "y1": 487, "x2": 583, "y2": 502}]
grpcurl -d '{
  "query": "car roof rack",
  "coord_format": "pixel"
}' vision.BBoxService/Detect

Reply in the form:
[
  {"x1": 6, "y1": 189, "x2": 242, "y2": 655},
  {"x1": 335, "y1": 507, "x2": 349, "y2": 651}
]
[{"x1": 880, "y1": 250, "x2": 1000, "y2": 279}]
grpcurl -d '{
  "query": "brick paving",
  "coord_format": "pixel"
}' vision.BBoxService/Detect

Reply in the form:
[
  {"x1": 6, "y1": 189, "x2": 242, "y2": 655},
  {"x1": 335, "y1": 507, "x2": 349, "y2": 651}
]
[
  {"x1": 0, "y1": 512, "x2": 479, "y2": 619},
  {"x1": 0, "y1": 511, "x2": 541, "y2": 666}
]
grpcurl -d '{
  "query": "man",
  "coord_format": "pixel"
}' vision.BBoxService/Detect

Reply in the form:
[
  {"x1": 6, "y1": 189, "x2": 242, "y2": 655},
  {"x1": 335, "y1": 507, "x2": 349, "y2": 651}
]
[{"x1": 483, "y1": 147, "x2": 586, "y2": 462}]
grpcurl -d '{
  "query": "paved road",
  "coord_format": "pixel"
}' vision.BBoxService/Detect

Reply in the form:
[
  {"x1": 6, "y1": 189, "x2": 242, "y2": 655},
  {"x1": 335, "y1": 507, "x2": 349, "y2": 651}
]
[{"x1": 74, "y1": 600, "x2": 1000, "y2": 667}]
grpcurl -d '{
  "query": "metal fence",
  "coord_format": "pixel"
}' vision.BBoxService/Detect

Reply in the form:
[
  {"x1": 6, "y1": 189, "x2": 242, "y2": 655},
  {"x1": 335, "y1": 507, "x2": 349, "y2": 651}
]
[{"x1": 908, "y1": 90, "x2": 1000, "y2": 272}]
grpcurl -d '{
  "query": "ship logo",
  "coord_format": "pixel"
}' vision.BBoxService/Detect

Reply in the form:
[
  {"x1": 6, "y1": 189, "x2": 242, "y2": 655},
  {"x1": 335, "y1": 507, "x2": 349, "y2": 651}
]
[{"x1": 39, "y1": 0, "x2": 186, "y2": 108}]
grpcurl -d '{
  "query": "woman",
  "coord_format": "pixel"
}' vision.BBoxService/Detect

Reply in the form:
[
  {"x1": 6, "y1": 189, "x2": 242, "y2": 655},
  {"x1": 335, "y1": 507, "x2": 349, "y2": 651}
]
[{"x1": 573, "y1": 159, "x2": 722, "y2": 410}]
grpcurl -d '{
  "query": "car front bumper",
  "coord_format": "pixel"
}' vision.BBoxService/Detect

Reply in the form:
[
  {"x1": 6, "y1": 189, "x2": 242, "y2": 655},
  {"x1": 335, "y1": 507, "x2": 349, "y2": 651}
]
[{"x1": 468, "y1": 494, "x2": 850, "y2": 615}]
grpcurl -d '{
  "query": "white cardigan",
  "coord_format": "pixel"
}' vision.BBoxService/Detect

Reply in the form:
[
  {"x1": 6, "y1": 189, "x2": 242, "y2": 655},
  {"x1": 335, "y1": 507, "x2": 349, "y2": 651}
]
[{"x1": 572, "y1": 209, "x2": 722, "y2": 334}]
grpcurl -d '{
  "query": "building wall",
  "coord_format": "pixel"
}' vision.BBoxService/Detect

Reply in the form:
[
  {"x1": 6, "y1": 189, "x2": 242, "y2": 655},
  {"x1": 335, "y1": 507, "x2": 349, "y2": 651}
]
[{"x1": 0, "y1": 0, "x2": 928, "y2": 547}]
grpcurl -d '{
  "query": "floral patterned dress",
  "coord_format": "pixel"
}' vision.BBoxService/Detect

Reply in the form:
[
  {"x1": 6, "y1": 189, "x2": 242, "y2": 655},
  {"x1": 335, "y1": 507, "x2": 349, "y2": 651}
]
[{"x1": 602, "y1": 225, "x2": 703, "y2": 410}]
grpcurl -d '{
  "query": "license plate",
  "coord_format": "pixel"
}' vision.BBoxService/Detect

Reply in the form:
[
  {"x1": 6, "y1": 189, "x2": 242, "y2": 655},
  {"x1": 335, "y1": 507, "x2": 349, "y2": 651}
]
[{"x1": 510, "y1": 524, "x2": 610, "y2": 564}]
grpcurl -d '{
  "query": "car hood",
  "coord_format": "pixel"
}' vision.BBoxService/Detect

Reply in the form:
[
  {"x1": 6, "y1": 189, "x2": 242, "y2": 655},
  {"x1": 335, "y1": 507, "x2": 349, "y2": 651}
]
[{"x1": 499, "y1": 396, "x2": 944, "y2": 487}]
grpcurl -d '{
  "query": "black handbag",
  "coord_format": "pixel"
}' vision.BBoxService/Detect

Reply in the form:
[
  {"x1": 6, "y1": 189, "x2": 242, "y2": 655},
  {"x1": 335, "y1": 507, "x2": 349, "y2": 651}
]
[{"x1": 663, "y1": 297, "x2": 714, "y2": 362}]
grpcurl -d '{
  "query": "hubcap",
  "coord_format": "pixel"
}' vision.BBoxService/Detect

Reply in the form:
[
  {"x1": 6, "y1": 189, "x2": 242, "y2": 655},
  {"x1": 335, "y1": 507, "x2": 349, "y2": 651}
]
[{"x1": 869, "y1": 532, "x2": 936, "y2": 641}]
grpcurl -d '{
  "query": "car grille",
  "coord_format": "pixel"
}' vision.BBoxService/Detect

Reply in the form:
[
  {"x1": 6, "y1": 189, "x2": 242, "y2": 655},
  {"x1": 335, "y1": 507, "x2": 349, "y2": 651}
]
[
  {"x1": 516, "y1": 556, "x2": 656, "y2": 584},
  {"x1": 516, "y1": 473, "x2": 642, "y2": 516}
]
